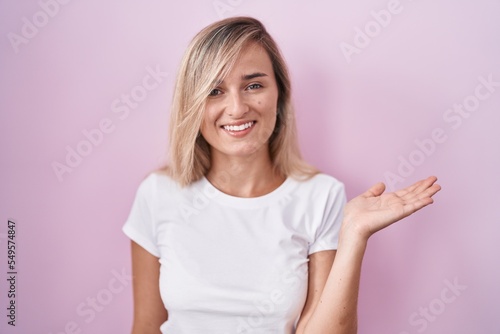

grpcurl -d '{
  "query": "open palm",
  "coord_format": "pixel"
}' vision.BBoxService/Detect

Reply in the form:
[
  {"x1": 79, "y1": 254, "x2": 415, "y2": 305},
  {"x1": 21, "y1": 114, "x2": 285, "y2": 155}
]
[{"x1": 343, "y1": 176, "x2": 441, "y2": 239}]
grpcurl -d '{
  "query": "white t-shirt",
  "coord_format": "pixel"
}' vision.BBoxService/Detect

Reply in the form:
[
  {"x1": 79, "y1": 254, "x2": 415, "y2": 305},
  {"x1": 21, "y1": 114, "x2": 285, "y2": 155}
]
[{"x1": 123, "y1": 172, "x2": 346, "y2": 334}]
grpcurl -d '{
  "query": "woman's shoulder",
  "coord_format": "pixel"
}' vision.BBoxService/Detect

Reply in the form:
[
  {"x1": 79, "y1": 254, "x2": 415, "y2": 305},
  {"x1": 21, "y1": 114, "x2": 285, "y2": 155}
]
[
  {"x1": 132, "y1": 168, "x2": 182, "y2": 196},
  {"x1": 282, "y1": 173, "x2": 346, "y2": 215},
  {"x1": 285, "y1": 172, "x2": 345, "y2": 202},
  {"x1": 293, "y1": 172, "x2": 345, "y2": 191},
  {"x1": 311, "y1": 172, "x2": 343, "y2": 184}
]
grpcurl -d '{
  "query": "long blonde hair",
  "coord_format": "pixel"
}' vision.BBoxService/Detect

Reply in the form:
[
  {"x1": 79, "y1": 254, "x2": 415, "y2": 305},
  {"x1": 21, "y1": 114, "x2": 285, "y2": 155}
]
[{"x1": 163, "y1": 16, "x2": 317, "y2": 186}]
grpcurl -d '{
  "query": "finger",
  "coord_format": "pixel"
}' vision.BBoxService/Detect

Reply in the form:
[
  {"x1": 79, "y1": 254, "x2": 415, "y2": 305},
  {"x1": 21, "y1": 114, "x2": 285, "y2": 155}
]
[
  {"x1": 410, "y1": 181, "x2": 441, "y2": 203},
  {"x1": 361, "y1": 182, "x2": 386, "y2": 198},
  {"x1": 393, "y1": 178, "x2": 426, "y2": 198},
  {"x1": 404, "y1": 197, "x2": 434, "y2": 215},
  {"x1": 395, "y1": 176, "x2": 438, "y2": 199},
  {"x1": 413, "y1": 176, "x2": 438, "y2": 195},
  {"x1": 402, "y1": 183, "x2": 441, "y2": 214},
  {"x1": 404, "y1": 183, "x2": 440, "y2": 207},
  {"x1": 417, "y1": 183, "x2": 441, "y2": 200}
]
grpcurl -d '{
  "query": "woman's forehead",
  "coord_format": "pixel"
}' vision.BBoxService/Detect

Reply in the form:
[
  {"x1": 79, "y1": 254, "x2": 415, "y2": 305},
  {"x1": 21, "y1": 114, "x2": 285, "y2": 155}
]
[{"x1": 218, "y1": 43, "x2": 274, "y2": 81}]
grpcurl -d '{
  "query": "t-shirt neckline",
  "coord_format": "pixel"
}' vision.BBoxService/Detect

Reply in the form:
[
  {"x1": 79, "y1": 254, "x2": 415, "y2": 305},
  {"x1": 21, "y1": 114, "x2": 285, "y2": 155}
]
[{"x1": 198, "y1": 175, "x2": 295, "y2": 209}]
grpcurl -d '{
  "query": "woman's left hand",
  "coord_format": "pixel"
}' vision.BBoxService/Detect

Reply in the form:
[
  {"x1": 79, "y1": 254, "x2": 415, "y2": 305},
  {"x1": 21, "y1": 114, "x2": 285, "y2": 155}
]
[{"x1": 341, "y1": 176, "x2": 441, "y2": 241}]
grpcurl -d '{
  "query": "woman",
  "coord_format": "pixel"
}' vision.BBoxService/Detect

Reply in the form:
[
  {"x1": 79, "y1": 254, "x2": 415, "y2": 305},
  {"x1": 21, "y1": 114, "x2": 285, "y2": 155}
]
[{"x1": 123, "y1": 16, "x2": 440, "y2": 333}]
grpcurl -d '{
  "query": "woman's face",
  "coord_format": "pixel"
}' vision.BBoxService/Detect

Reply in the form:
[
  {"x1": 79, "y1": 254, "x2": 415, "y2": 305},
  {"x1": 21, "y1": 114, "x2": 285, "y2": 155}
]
[{"x1": 201, "y1": 42, "x2": 279, "y2": 162}]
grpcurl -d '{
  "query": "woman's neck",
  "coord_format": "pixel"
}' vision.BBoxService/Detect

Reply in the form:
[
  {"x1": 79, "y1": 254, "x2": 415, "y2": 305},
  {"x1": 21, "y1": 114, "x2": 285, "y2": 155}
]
[{"x1": 206, "y1": 150, "x2": 285, "y2": 198}]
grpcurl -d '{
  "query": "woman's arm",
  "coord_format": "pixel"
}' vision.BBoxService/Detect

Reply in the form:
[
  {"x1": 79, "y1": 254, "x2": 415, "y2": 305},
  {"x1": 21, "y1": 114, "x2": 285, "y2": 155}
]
[
  {"x1": 299, "y1": 176, "x2": 441, "y2": 334},
  {"x1": 130, "y1": 241, "x2": 168, "y2": 334},
  {"x1": 295, "y1": 250, "x2": 336, "y2": 332},
  {"x1": 297, "y1": 231, "x2": 365, "y2": 333}
]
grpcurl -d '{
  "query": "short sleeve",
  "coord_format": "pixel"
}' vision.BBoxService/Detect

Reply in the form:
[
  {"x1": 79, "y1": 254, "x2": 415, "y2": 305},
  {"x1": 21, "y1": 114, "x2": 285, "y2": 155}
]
[
  {"x1": 308, "y1": 181, "x2": 346, "y2": 254},
  {"x1": 122, "y1": 174, "x2": 160, "y2": 257}
]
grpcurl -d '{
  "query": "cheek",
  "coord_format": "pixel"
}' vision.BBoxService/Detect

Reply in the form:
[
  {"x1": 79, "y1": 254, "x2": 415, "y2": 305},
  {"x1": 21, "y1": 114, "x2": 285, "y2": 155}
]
[
  {"x1": 200, "y1": 119, "x2": 216, "y2": 140},
  {"x1": 199, "y1": 121, "x2": 213, "y2": 143},
  {"x1": 261, "y1": 90, "x2": 278, "y2": 112},
  {"x1": 260, "y1": 99, "x2": 278, "y2": 119},
  {"x1": 201, "y1": 107, "x2": 217, "y2": 129},
  {"x1": 259, "y1": 109, "x2": 278, "y2": 138}
]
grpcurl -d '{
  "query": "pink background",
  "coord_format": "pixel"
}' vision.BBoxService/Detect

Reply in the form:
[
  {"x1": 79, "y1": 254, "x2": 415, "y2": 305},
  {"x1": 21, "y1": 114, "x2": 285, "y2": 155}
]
[{"x1": 1, "y1": 1, "x2": 499, "y2": 333}]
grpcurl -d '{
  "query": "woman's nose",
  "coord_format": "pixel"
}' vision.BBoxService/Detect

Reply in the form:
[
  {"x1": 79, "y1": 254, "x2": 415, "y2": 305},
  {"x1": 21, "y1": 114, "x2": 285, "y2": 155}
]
[{"x1": 226, "y1": 92, "x2": 249, "y2": 118}]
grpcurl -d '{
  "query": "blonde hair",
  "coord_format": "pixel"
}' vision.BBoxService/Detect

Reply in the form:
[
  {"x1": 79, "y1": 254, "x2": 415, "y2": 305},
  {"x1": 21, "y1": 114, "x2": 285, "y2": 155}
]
[{"x1": 163, "y1": 16, "x2": 318, "y2": 186}]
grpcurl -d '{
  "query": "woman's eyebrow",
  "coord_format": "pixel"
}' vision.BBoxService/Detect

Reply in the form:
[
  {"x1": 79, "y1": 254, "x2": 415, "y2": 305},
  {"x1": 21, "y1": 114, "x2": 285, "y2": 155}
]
[
  {"x1": 212, "y1": 72, "x2": 268, "y2": 85},
  {"x1": 242, "y1": 72, "x2": 268, "y2": 80}
]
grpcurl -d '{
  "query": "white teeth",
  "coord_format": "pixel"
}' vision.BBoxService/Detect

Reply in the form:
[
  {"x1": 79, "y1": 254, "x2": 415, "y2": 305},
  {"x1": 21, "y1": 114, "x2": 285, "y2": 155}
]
[{"x1": 223, "y1": 121, "x2": 254, "y2": 132}]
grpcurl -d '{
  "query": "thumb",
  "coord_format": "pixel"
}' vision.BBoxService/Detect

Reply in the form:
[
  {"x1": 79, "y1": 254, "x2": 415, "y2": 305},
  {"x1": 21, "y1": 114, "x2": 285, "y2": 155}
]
[{"x1": 362, "y1": 182, "x2": 386, "y2": 198}]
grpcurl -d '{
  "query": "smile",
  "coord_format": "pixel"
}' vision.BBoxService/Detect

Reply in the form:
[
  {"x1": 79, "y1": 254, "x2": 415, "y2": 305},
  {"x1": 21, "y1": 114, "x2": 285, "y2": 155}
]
[{"x1": 222, "y1": 121, "x2": 255, "y2": 132}]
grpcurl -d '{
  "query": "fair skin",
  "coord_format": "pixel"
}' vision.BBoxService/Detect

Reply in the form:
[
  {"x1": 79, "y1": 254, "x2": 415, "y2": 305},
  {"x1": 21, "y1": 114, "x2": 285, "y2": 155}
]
[
  {"x1": 201, "y1": 42, "x2": 285, "y2": 197},
  {"x1": 130, "y1": 42, "x2": 441, "y2": 333}
]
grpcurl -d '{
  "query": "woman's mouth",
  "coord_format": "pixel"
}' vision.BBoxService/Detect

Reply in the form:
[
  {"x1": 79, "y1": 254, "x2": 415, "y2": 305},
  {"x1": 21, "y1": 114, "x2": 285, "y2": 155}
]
[
  {"x1": 220, "y1": 121, "x2": 256, "y2": 137},
  {"x1": 221, "y1": 121, "x2": 255, "y2": 132}
]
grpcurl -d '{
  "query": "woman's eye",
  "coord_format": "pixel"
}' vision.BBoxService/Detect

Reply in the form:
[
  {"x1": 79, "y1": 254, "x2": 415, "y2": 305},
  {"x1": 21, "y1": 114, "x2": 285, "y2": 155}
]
[
  {"x1": 247, "y1": 83, "x2": 262, "y2": 90},
  {"x1": 209, "y1": 88, "x2": 222, "y2": 96}
]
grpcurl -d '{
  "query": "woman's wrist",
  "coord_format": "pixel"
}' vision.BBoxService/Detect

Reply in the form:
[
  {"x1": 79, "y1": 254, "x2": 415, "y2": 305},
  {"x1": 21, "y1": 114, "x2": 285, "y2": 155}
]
[
  {"x1": 339, "y1": 219, "x2": 371, "y2": 248},
  {"x1": 334, "y1": 223, "x2": 369, "y2": 273}
]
